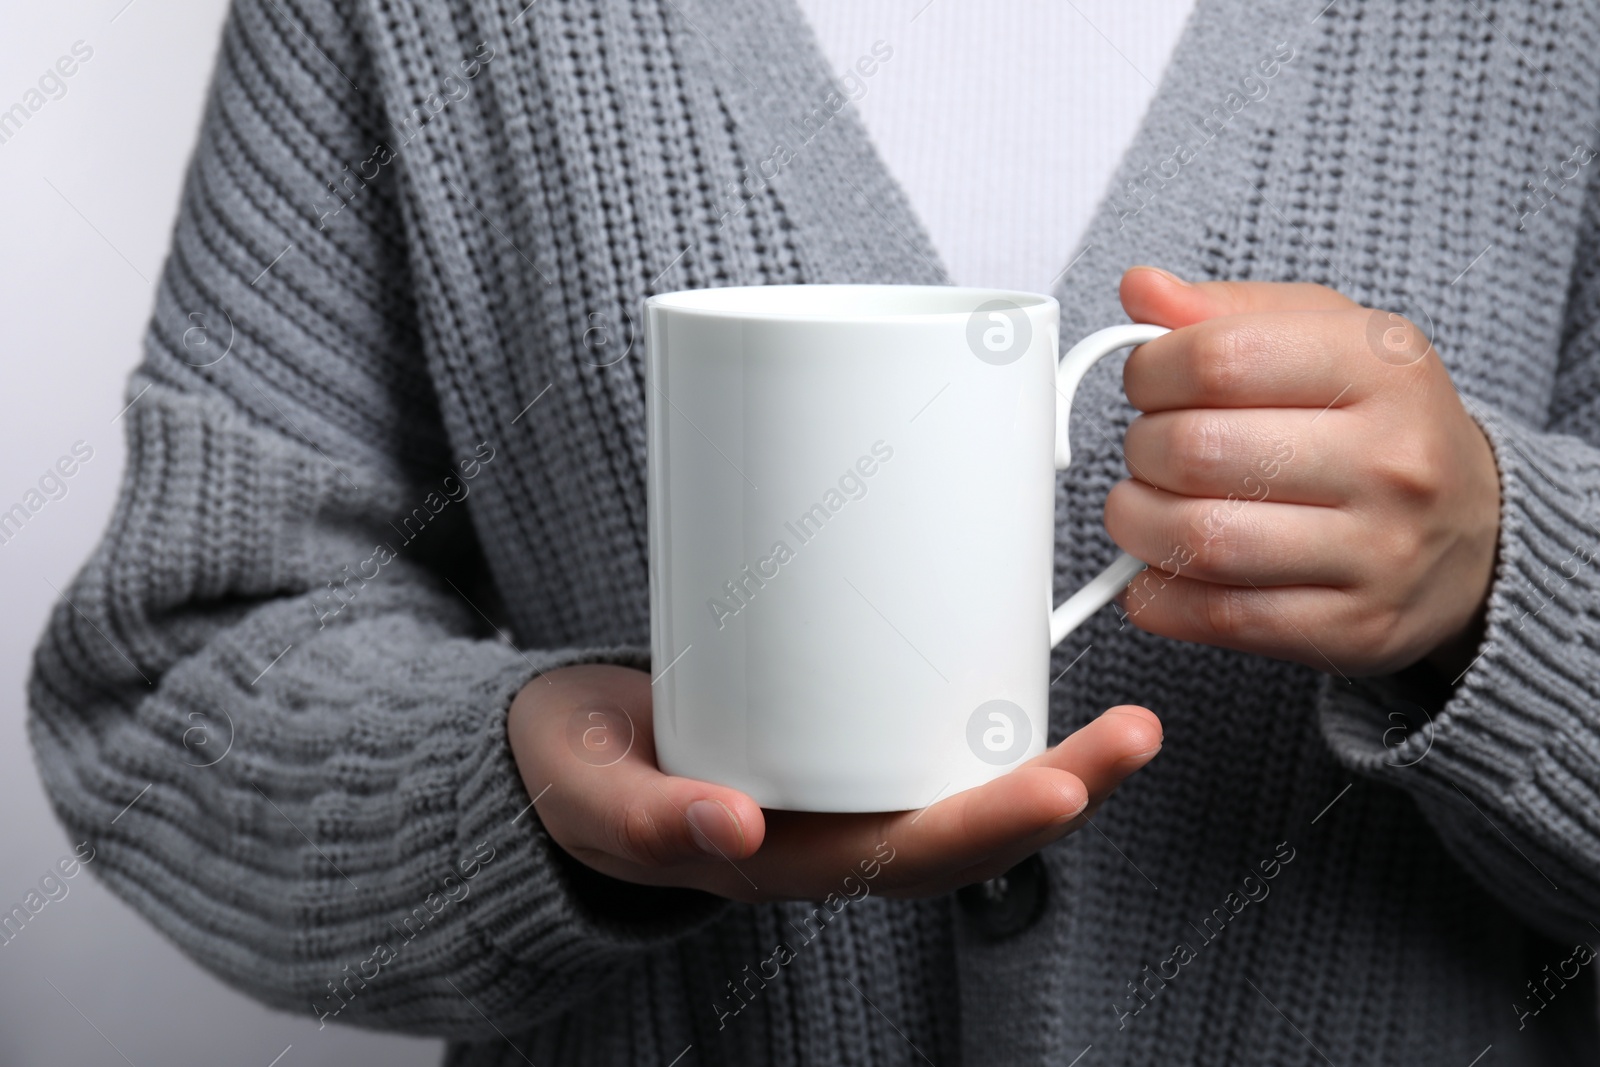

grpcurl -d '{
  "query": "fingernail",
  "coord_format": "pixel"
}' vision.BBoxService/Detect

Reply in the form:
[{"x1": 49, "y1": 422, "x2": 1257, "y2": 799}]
[
  {"x1": 1053, "y1": 786, "x2": 1089, "y2": 824},
  {"x1": 685, "y1": 799, "x2": 743, "y2": 857},
  {"x1": 1116, "y1": 743, "x2": 1163, "y2": 772},
  {"x1": 1104, "y1": 707, "x2": 1163, "y2": 737}
]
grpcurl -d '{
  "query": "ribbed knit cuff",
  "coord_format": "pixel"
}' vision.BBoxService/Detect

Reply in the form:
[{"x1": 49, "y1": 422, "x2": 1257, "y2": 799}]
[
  {"x1": 455, "y1": 644, "x2": 727, "y2": 989},
  {"x1": 1320, "y1": 402, "x2": 1600, "y2": 806}
]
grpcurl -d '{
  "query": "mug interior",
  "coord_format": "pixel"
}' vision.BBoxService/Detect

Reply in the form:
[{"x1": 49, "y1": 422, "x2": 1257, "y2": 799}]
[{"x1": 647, "y1": 284, "x2": 1053, "y2": 320}]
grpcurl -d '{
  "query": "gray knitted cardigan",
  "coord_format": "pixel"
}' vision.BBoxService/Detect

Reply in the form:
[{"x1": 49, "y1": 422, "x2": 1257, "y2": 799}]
[{"x1": 28, "y1": 0, "x2": 1600, "y2": 1063}]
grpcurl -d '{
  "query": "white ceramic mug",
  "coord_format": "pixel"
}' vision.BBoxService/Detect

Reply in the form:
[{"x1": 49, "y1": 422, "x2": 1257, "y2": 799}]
[{"x1": 644, "y1": 284, "x2": 1167, "y2": 812}]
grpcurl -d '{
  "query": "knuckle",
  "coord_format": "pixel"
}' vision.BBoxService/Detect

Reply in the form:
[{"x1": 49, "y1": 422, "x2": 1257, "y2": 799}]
[
  {"x1": 1370, "y1": 311, "x2": 1431, "y2": 365},
  {"x1": 1190, "y1": 323, "x2": 1248, "y2": 402},
  {"x1": 1185, "y1": 531, "x2": 1223, "y2": 576},
  {"x1": 1199, "y1": 582, "x2": 1251, "y2": 639},
  {"x1": 1172, "y1": 412, "x2": 1230, "y2": 488},
  {"x1": 1389, "y1": 313, "x2": 1422, "y2": 346},
  {"x1": 1184, "y1": 502, "x2": 1242, "y2": 576},
  {"x1": 1375, "y1": 521, "x2": 1425, "y2": 576},
  {"x1": 607, "y1": 800, "x2": 673, "y2": 867},
  {"x1": 1377, "y1": 432, "x2": 1445, "y2": 504}
]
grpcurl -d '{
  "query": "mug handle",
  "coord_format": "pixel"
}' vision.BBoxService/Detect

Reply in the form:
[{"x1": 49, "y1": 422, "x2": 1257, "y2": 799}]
[{"x1": 1049, "y1": 323, "x2": 1172, "y2": 648}]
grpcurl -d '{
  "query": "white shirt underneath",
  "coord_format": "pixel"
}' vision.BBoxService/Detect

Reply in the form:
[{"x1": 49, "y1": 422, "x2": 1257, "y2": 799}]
[{"x1": 795, "y1": 0, "x2": 1197, "y2": 293}]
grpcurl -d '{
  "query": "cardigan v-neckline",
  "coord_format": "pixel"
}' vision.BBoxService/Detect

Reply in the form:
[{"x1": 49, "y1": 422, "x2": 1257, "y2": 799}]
[
  {"x1": 788, "y1": 0, "x2": 1200, "y2": 292},
  {"x1": 668, "y1": 0, "x2": 1303, "y2": 312}
]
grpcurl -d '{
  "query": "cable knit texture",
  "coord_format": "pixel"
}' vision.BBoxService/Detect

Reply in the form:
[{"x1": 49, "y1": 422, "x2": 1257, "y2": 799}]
[{"x1": 25, "y1": 0, "x2": 1600, "y2": 1064}]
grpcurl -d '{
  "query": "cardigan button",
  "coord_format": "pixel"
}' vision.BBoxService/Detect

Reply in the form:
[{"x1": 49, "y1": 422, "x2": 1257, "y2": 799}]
[{"x1": 956, "y1": 853, "x2": 1047, "y2": 939}]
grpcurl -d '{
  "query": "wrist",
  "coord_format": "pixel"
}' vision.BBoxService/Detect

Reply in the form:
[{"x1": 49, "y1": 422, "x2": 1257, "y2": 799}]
[
  {"x1": 1418, "y1": 414, "x2": 1500, "y2": 682},
  {"x1": 1419, "y1": 601, "x2": 1489, "y2": 682}
]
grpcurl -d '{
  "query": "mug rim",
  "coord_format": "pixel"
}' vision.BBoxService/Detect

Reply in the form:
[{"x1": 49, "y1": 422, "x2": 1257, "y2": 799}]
[{"x1": 646, "y1": 283, "x2": 1057, "y2": 322}]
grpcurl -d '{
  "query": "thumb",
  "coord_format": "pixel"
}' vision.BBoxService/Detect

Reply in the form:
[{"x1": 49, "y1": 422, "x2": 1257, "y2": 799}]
[
  {"x1": 1119, "y1": 265, "x2": 1358, "y2": 329},
  {"x1": 1032, "y1": 704, "x2": 1163, "y2": 801},
  {"x1": 576, "y1": 768, "x2": 767, "y2": 868}
]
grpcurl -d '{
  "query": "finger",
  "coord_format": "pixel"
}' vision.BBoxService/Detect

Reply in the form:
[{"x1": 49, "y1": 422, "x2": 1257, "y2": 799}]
[
  {"x1": 555, "y1": 760, "x2": 769, "y2": 871},
  {"x1": 1122, "y1": 408, "x2": 1349, "y2": 506},
  {"x1": 1117, "y1": 575, "x2": 1358, "y2": 672},
  {"x1": 1105, "y1": 478, "x2": 1361, "y2": 587},
  {"x1": 869, "y1": 765, "x2": 1091, "y2": 891},
  {"x1": 552, "y1": 753, "x2": 767, "y2": 869},
  {"x1": 1120, "y1": 265, "x2": 1358, "y2": 330},
  {"x1": 691, "y1": 761, "x2": 1082, "y2": 903},
  {"x1": 1027, "y1": 704, "x2": 1163, "y2": 799},
  {"x1": 735, "y1": 702, "x2": 1158, "y2": 898},
  {"x1": 526, "y1": 669, "x2": 767, "y2": 868},
  {"x1": 1124, "y1": 310, "x2": 1375, "y2": 413},
  {"x1": 886, "y1": 775, "x2": 1095, "y2": 896},
  {"x1": 892, "y1": 706, "x2": 1163, "y2": 896}
]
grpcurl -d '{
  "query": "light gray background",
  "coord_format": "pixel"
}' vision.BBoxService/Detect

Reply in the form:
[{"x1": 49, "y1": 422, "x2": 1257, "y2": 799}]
[{"x1": 0, "y1": 3, "x2": 441, "y2": 1064}]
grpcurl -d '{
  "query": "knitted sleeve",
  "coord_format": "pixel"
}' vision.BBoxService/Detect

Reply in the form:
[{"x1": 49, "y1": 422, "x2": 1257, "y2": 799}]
[
  {"x1": 25, "y1": 0, "x2": 721, "y2": 1040},
  {"x1": 1318, "y1": 198, "x2": 1600, "y2": 946}
]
